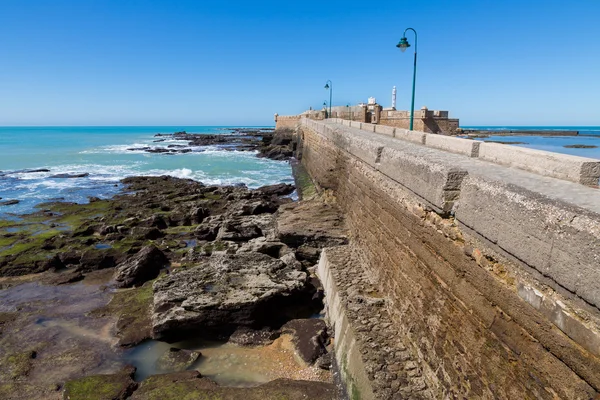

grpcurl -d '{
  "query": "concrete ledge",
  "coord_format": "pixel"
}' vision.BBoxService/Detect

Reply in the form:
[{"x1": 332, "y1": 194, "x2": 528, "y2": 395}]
[
  {"x1": 425, "y1": 134, "x2": 480, "y2": 157},
  {"x1": 395, "y1": 128, "x2": 426, "y2": 144},
  {"x1": 478, "y1": 142, "x2": 600, "y2": 186},
  {"x1": 455, "y1": 175, "x2": 600, "y2": 309},
  {"x1": 374, "y1": 125, "x2": 395, "y2": 137},
  {"x1": 350, "y1": 121, "x2": 362, "y2": 129}
]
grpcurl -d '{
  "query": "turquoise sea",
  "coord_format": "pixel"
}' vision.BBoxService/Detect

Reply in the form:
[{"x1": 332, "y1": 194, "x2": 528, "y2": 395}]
[{"x1": 0, "y1": 126, "x2": 292, "y2": 217}]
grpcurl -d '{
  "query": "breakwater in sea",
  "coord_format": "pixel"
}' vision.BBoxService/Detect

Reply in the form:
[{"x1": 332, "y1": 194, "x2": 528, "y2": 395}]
[
  {"x1": 462, "y1": 129, "x2": 580, "y2": 136},
  {"x1": 296, "y1": 117, "x2": 600, "y2": 399}
]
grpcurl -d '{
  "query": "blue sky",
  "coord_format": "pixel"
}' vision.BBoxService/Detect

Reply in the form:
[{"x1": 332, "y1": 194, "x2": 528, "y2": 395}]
[{"x1": 0, "y1": 0, "x2": 599, "y2": 126}]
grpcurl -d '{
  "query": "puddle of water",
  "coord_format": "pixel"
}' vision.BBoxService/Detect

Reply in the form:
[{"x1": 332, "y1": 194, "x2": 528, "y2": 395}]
[
  {"x1": 0, "y1": 282, "x2": 108, "y2": 314},
  {"x1": 35, "y1": 317, "x2": 116, "y2": 345},
  {"x1": 184, "y1": 239, "x2": 197, "y2": 248},
  {"x1": 95, "y1": 243, "x2": 112, "y2": 249},
  {"x1": 125, "y1": 334, "x2": 329, "y2": 386}
]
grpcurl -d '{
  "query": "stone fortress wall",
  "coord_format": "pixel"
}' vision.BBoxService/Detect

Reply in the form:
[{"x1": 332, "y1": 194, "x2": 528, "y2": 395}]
[
  {"x1": 277, "y1": 103, "x2": 459, "y2": 134},
  {"x1": 293, "y1": 117, "x2": 600, "y2": 399}
]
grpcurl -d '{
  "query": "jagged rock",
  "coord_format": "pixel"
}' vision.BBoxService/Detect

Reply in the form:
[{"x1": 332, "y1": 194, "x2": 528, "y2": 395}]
[
  {"x1": 59, "y1": 250, "x2": 82, "y2": 266},
  {"x1": 194, "y1": 217, "x2": 222, "y2": 241},
  {"x1": 114, "y1": 245, "x2": 169, "y2": 288},
  {"x1": 189, "y1": 207, "x2": 210, "y2": 224},
  {"x1": 50, "y1": 172, "x2": 89, "y2": 178},
  {"x1": 228, "y1": 327, "x2": 280, "y2": 346},
  {"x1": 131, "y1": 226, "x2": 165, "y2": 240},
  {"x1": 280, "y1": 252, "x2": 302, "y2": 271},
  {"x1": 281, "y1": 319, "x2": 328, "y2": 364},
  {"x1": 99, "y1": 225, "x2": 116, "y2": 235},
  {"x1": 42, "y1": 254, "x2": 65, "y2": 271},
  {"x1": 0, "y1": 199, "x2": 19, "y2": 206},
  {"x1": 276, "y1": 200, "x2": 348, "y2": 248},
  {"x1": 155, "y1": 348, "x2": 201, "y2": 373},
  {"x1": 254, "y1": 183, "x2": 295, "y2": 198},
  {"x1": 258, "y1": 146, "x2": 294, "y2": 160},
  {"x1": 43, "y1": 270, "x2": 84, "y2": 285},
  {"x1": 295, "y1": 245, "x2": 321, "y2": 263},
  {"x1": 76, "y1": 249, "x2": 120, "y2": 272},
  {"x1": 235, "y1": 237, "x2": 288, "y2": 258},
  {"x1": 152, "y1": 253, "x2": 308, "y2": 340},
  {"x1": 144, "y1": 214, "x2": 168, "y2": 229},
  {"x1": 238, "y1": 200, "x2": 279, "y2": 215},
  {"x1": 217, "y1": 217, "x2": 263, "y2": 241},
  {"x1": 71, "y1": 224, "x2": 97, "y2": 237},
  {"x1": 315, "y1": 352, "x2": 333, "y2": 370}
]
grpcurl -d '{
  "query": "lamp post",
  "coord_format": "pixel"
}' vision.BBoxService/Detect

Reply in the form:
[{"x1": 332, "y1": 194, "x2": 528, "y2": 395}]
[
  {"x1": 323, "y1": 101, "x2": 328, "y2": 119},
  {"x1": 346, "y1": 104, "x2": 350, "y2": 120},
  {"x1": 396, "y1": 28, "x2": 417, "y2": 130},
  {"x1": 324, "y1": 80, "x2": 332, "y2": 118}
]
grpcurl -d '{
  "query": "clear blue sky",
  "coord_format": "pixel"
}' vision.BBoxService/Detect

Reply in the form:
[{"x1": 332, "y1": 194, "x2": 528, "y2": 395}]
[{"x1": 1, "y1": 0, "x2": 599, "y2": 126}]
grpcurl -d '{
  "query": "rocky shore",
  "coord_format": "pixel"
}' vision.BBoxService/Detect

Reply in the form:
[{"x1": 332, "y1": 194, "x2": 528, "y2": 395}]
[
  {"x1": 0, "y1": 128, "x2": 346, "y2": 399},
  {"x1": 126, "y1": 127, "x2": 295, "y2": 161}
]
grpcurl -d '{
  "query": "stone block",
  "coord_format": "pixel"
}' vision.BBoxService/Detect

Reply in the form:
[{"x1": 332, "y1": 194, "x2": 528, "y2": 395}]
[
  {"x1": 350, "y1": 121, "x2": 362, "y2": 129},
  {"x1": 374, "y1": 125, "x2": 395, "y2": 137},
  {"x1": 478, "y1": 142, "x2": 600, "y2": 186},
  {"x1": 395, "y1": 129, "x2": 426, "y2": 144},
  {"x1": 456, "y1": 175, "x2": 600, "y2": 309},
  {"x1": 377, "y1": 146, "x2": 468, "y2": 213},
  {"x1": 361, "y1": 123, "x2": 375, "y2": 133},
  {"x1": 517, "y1": 283, "x2": 600, "y2": 357},
  {"x1": 425, "y1": 134, "x2": 480, "y2": 157}
]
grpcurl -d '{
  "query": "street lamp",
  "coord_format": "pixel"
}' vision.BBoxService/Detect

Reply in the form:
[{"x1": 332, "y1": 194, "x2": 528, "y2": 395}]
[
  {"x1": 346, "y1": 104, "x2": 350, "y2": 120},
  {"x1": 396, "y1": 28, "x2": 417, "y2": 130},
  {"x1": 323, "y1": 101, "x2": 327, "y2": 119},
  {"x1": 324, "y1": 80, "x2": 332, "y2": 118}
]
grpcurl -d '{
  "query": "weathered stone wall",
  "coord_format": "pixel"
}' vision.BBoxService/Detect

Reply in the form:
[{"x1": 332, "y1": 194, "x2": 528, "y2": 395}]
[
  {"x1": 299, "y1": 118, "x2": 600, "y2": 399},
  {"x1": 275, "y1": 115, "x2": 301, "y2": 130},
  {"x1": 378, "y1": 109, "x2": 459, "y2": 134}
]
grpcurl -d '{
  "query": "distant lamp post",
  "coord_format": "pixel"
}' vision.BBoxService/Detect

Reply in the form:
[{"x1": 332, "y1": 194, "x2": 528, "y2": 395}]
[
  {"x1": 396, "y1": 28, "x2": 417, "y2": 130},
  {"x1": 324, "y1": 80, "x2": 332, "y2": 118},
  {"x1": 346, "y1": 104, "x2": 350, "y2": 120},
  {"x1": 323, "y1": 101, "x2": 328, "y2": 119}
]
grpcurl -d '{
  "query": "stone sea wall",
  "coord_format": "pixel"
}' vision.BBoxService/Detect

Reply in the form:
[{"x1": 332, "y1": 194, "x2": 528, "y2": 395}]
[{"x1": 298, "y1": 118, "x2": 600, "y2": 399}]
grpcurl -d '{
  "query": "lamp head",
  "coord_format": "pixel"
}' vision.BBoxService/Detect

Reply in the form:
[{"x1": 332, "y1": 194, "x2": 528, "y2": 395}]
[
  {"x1": 324, "y1": 83, "x2": 330, "y2": 90},
  {"x1": 323, "y1": 101, "x2": 327, "y2": 107},
  {"x1": 396, "y1": 37, "x2": 410, "y2": 52}
]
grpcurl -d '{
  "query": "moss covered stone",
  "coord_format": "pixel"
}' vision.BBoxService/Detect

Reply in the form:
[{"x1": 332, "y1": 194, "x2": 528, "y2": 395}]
[
  {"x1": 130, "y1": 372, "x2": 335, "y2": 400},
  {"x1": 62, "y1": 367, "x2": 137, "y2": 400},
  {"x1": 91, "y1": 283, "x2": 154, "y2": 346}
]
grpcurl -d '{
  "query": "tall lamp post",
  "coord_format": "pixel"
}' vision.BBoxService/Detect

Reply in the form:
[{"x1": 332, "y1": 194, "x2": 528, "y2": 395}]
[
  {"x1": 324, "y1": 80, "x2": 332, "y2": 118},
  {"x1": 396, "y1": 28, "x2": 417, "y2": 130}
]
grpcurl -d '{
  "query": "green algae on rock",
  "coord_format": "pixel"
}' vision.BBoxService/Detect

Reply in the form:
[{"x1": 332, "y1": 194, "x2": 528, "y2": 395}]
[
  {"x1": 130, "y1": 371, "x2": 335, "y2": 400},
  {"x1": 62, "y1": 366, "x2": 137, "y2": 400},
  {"x1": 91, "y1": 282, "x2": 155, "y2": 347}
]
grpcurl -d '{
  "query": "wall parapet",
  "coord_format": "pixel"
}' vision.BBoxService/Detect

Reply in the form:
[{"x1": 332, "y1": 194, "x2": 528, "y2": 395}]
[{"x1": 313, "y1": 117, "x2": 600, "y2": 187}]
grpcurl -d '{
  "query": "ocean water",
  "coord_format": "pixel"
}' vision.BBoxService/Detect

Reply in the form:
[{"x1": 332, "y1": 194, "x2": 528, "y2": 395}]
[
  {"x1": 0, "y1": 126, "x2": 291, "y2": 217},
  {"x1": 463, "y1": 126, "x2": 600, "y2": 159}
]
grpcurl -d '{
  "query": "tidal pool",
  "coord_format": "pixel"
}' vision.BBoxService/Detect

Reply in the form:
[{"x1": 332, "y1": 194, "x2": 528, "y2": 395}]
[{"x1": 125, "y1": 334, "x2": 330, "y2": 386}]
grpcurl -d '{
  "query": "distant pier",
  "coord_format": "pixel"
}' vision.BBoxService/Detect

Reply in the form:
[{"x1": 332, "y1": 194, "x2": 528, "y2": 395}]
[{"x1": 461, "y1": 129, "x2": 579, "y2": 136}]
